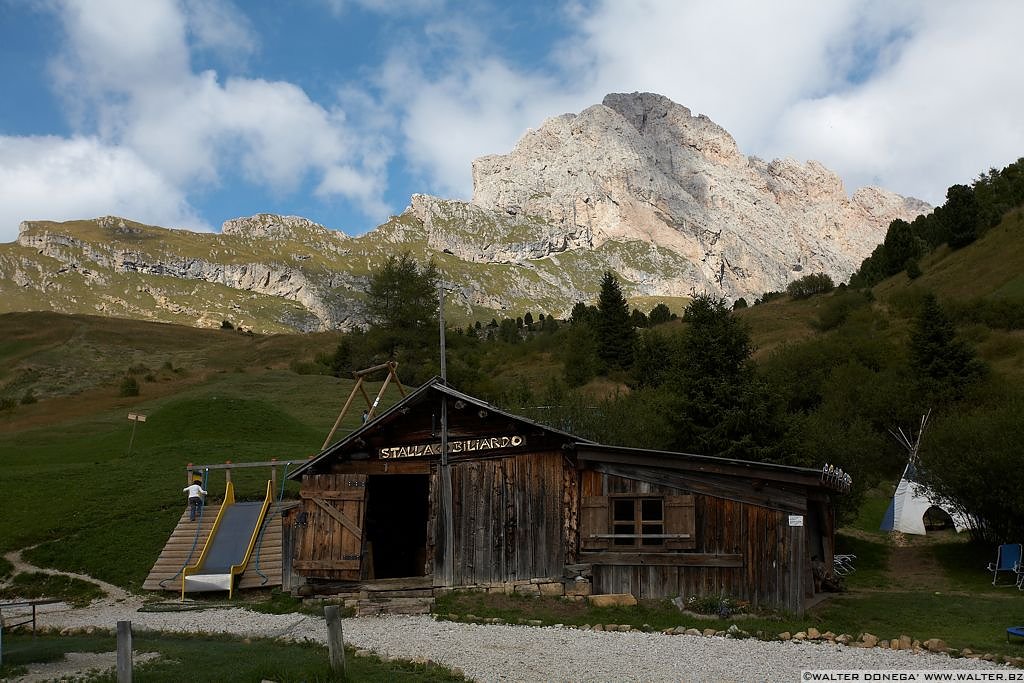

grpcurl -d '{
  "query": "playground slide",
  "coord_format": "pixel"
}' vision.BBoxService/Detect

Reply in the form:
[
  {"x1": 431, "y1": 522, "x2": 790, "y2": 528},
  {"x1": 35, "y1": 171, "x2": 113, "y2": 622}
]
[{"x1": 182, "y1": 480, "x2": 273, "y2": 598}]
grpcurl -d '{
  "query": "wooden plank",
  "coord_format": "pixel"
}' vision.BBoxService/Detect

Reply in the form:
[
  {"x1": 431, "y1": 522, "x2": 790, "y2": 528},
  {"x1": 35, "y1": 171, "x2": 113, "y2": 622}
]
[
  {"x1": 300, "y1": 490, "x2": 368, "y2": 501},
  {"x1": 328, "y1": 461, "x2": 431, "y2": 475},
  {"x1": 590, "y1": 462, "x2": 807, "y2": 514},
  {"x1": 579, "y1": 552, "x2": 743, "y2": 567},
  {"x1": 580, "y1": 497, "x2": 609, "y2": 550},
  {"x1": 311, "y1": 498, "x2": 362, "y2": 538},
  {"x1": 575, "y1": 447, "x2": 823, "y2": 487},
  {"x1": 665, "y1": 495, "x2": 696, "y2": 550},
  {"x1": 293, "y1": 559, "x2": 360, "y2": 571}
]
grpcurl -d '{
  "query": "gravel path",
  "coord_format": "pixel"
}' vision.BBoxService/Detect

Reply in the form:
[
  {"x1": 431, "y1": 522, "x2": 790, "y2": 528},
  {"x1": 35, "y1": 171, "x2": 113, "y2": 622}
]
[{"x1": 20, "y1": 596, "x2": 1006, "y2": 682}]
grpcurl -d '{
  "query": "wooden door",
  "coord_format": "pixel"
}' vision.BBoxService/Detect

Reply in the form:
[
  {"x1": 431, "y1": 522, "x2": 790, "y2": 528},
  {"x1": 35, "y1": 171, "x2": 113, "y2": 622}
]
[{"x1": 293, "y1": 473, "x2": 368, "y2": 580}]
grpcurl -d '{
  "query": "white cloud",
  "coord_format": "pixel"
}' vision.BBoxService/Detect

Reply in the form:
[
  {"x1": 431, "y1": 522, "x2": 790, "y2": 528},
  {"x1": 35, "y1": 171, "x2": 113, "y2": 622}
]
[
  {"x1": 319, "y1": 0, "x2": 442, "y2": 17},
  {"x1": 28, "y1": 0, "x2": 391, "y2": 231},
  {"x1": 375, "y1": 20, "x2": 581, "y2": 198},
  {"x1": 770, "y1": 2, "x2": 1024, "y2": 203},
  {"x1": 0, "y1": 136, "x2": 206, "y2": 242},
  {"x1": 376, "y1": 0, "x2": 1023, "y2": 208},
  {"x1": 182, "y1": 0, "x2": 259, "y2": 65}
]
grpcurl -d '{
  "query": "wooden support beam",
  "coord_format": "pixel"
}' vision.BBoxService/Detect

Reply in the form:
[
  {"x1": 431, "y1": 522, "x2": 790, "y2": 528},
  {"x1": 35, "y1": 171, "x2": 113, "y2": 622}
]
[
  {"x1": 579, "y1": 552, "x2": 744, "y2": 567},
  {"x1": 325, "y1": 605, "x2": 346, "y2": 675},
  {"x1": 116, "y1": 620, "x2": 132, "y2": 683},
  {"x1": 323, "y1": 377, "x2": 364, "y2": 450},
  {"x1": 311, "y1": 498, "x2": 362, "y2": 538}
]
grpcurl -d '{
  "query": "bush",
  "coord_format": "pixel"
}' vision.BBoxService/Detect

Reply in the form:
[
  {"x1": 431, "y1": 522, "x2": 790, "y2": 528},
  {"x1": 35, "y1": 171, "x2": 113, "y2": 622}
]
[
  {"x1": 905, "y1": 258, "x2": 922, "y2": 280},
  {"x1": 20, "y1": 390, "x2": 37, "y2": 405},
  {"x1": 787, "y1": 273, "x2": 835, "y2": 300},
  {"x1": 754, "y1": 290, "x2": 784, "y2": 305},
  {"x1": 815, "y1": 290, "x2": 872, "y2": 332},
  {"x1": 119, "y1": 376, "x2": 140, "y2": 397}
]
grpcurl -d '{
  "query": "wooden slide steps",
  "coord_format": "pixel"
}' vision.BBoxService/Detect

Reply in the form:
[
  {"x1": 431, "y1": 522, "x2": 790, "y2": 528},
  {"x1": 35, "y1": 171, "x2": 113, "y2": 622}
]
[{"x1": 143, "y1": 503, "x2": 285, "y2": 592}]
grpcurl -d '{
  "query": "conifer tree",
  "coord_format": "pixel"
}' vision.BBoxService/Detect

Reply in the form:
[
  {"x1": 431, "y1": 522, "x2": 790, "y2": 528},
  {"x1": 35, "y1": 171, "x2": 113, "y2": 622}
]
[
  {"x1": 910, "y1": 293, "x2": 985, "y2": 400},
  {"x1": 596, "y1": 271, "x2": 635, "y2": 370}
]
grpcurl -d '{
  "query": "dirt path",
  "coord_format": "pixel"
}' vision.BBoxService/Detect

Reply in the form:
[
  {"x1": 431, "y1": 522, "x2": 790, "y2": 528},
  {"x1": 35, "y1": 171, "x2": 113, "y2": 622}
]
[
  {"x1": 884, "y1": 540, "x2": 954, "y2": 592},
  {"x1": 2, "y1": 548, "x2": 141, "y2": 682},
  {"x1": 2, "y1": 547, "x2": 131, "y2": 601}
]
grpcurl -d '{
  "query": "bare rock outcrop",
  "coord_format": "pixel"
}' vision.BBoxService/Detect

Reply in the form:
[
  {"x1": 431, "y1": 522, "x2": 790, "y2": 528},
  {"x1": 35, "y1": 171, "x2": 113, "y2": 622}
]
[{"x1": 468, "y1": 91, "x2": 929, "y2": 300}]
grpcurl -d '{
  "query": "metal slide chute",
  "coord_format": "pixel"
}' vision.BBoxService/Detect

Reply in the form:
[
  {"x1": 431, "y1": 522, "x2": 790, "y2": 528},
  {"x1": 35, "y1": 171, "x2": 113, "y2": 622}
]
[{"x1": 182, "y1": 480, "x2": 274, "y2": 599}]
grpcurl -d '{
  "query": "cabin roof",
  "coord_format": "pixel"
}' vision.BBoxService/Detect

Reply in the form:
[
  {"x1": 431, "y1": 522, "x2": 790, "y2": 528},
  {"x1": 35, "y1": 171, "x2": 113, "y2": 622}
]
[
  {"x1": 572, "y1": 442, "x2": 840, "y2": 491},
  {"x1": 290, "y1": 379, "x2": 844, "y2": 494},
  {"x1": 288, "y1": 377, "x2": 588, "y2": 479}
]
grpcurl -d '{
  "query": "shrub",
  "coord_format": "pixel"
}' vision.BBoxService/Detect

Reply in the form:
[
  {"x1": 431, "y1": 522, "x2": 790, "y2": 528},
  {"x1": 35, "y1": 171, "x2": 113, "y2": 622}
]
[
  {"x1": 119, "y1": 376, "x2": 140, "y2": 397},
  {"x1": 815, "y1": 290, "x2": 872, "y2": 331},
  {"x1": 787, "y1": 273, "x2": 835, "y2": 300},
  {"x1": 755, "y1": 290, "x2": 784, "y2": 305},
  {"x1": 20, "y1": 390, "x2": 37, "y2": 405},
  {"x1": 905, "y1": 258, "x2": 922, "y2": 280}
]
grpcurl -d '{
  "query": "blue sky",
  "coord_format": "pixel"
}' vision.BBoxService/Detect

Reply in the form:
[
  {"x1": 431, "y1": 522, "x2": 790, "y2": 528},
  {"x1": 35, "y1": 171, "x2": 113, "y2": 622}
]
[{"x1": 1, "y1": 0, "x2": 1022, "y2": 243}]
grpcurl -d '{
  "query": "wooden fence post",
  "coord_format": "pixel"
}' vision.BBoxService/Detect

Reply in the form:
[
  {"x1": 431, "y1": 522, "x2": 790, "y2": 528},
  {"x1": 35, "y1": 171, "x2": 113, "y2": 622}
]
[
  {"x1": 116, "y1": 620, "x2": 132, "y2": 683},
  {"x1": 324, "y1": 605, "x2": 346, "y2": 675}
]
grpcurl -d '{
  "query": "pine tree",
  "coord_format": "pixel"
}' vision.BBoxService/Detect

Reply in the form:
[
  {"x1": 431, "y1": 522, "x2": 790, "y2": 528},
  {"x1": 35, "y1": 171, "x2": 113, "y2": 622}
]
[
  {"x1": 910, "y1": 293, "x2": 985, "y2": 400},
  {"x1": 596, "y1": 271, "x2": 635, "y2": 370},
  {"x1": 668, "y1": 294, "x2": 777, "y2": 460}
]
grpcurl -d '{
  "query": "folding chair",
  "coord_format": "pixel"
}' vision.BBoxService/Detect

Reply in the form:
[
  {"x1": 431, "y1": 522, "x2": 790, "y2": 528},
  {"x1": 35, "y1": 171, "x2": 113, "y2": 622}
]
[{"x1": 987, "y1": 543, "x2": 1022, "y2": 586}]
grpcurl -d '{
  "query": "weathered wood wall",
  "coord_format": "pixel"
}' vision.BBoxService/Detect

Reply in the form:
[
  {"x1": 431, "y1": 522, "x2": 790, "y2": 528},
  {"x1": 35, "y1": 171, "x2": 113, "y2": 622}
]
[
  {"x1": 582, "y1": 470, "x2": 807, "y2": 613},
  {"x1": 440, "y1": 451, "x2": 566, "y2": 585}
]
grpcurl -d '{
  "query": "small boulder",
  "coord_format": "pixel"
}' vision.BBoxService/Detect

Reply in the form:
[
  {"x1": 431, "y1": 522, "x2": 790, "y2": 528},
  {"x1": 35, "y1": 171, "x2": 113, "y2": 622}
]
[
  {"x1": 861, "y1": 633, "x2": 879, "y2": 648},
  {"x1": 778, "y1": 632, "x2": 792, "y2": 641},
  {"x1": 806, "y1": 627, "x2": 821, "y2": 639},
  {"x1": 586, "y1": 593, "x2": 637, "y2": 608}
]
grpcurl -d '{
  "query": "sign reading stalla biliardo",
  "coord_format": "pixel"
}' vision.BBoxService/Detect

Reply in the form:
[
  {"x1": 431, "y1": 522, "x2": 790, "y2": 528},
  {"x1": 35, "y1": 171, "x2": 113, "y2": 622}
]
[{"x1": 380, "y1": 435, "x2": 525, "y2": 459}]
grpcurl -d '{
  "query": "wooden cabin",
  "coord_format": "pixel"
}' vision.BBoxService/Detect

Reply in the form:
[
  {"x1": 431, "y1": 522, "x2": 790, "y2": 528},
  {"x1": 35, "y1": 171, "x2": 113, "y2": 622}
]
[{"x1": 285, "y1": 378, "x2": 845, "y2": 614}]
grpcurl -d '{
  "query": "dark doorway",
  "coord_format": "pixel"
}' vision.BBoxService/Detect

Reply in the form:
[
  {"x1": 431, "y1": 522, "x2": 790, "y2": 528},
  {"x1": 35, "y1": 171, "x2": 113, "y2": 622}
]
[{"x1": 364, "y1": 475, "x2": 430, "y2": 579}]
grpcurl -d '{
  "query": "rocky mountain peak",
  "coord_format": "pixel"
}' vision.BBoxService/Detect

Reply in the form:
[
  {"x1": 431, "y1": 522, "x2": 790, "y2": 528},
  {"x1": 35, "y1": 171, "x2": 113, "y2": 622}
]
[
  {"x1": 221, "y1": 214, "x2": 339, "y2": 241},
  {"x1": 467, "y1": 91, "x2": 929, "y2": 301},
  {"x1": 601, "y1": 92, "x2": 742, "y2": 167}
]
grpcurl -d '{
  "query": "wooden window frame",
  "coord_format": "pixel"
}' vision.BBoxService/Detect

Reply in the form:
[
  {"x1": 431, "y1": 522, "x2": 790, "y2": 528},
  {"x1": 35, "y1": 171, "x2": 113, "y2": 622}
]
[
  {"x1": 581, "y1": 493, "x2": 695, "y2": 552},
  {"x1": 608, "y1": 496, "x2": 666, "y2": 548}
]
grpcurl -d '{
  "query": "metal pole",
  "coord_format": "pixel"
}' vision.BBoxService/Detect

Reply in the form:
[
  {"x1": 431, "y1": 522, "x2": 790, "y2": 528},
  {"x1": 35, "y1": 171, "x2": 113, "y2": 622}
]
[
  {"x1": 127, "y1": 419, "x2": 138, "y2": 456},
  {"x1": 439, "y1": 285, "x2": 447, "y2": 383},
  {"x1": 438, "y1": 284, "x2": 454, "y2": 584}
]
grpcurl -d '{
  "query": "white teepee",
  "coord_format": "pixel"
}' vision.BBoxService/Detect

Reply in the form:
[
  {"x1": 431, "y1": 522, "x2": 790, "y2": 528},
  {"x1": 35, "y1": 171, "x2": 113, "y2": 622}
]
[{"x1": 880, "y1": 411, "x2": 972, "y2": 535}]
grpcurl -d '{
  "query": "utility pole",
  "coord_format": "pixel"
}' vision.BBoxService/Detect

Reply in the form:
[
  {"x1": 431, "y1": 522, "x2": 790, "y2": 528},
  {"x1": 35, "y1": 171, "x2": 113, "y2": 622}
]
[{"x1": 437, "y1": 284, "x2": 454, "y2": 585}]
